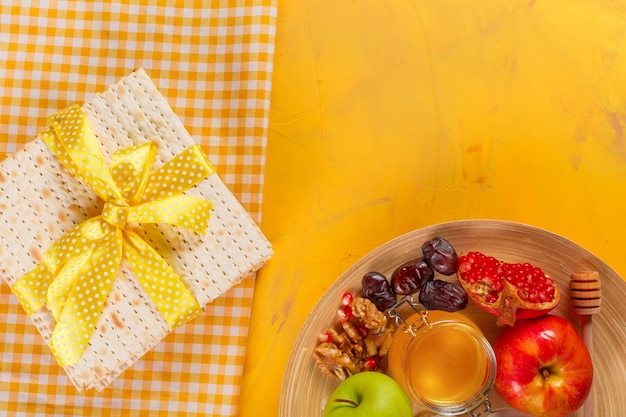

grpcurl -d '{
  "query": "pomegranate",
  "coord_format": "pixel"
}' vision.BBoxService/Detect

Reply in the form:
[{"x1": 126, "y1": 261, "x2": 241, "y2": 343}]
[{"x1": 457, "y1": 251, "x2": 560, "y2": 326}]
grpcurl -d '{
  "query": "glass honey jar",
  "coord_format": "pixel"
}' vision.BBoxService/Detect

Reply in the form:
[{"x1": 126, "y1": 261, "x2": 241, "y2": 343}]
[{"x1": 387, "y1": 296, "x2": 532, "y2": 417}]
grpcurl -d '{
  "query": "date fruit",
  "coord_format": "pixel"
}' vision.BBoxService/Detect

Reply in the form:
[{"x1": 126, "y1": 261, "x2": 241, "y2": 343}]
[
  {"x1": 362, "y1": 271, "x2": 397, "y2": 311},
  {"x1": 422, "y1": 237, "x2": 460, "y2": 275},
  {"x1": 418, "y1": 279, "x2": 468, "y2": 312},
  {"x1": 390, "y1": 257, "x2": 434, "y2": 295}
]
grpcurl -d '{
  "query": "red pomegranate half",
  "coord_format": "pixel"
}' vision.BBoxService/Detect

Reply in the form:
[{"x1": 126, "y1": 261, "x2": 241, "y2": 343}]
[{"x1": 458, "y1": 251, "x2": 560, "y2": 326}]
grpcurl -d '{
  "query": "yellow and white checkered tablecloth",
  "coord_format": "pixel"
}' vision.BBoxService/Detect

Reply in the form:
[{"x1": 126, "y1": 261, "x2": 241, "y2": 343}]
[{"x1": 0, "y1": 1, "x2": 277, "y2": 415}]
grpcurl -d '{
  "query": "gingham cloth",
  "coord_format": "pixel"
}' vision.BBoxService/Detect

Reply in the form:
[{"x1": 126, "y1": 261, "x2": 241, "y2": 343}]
[{"x1": 0, "y1": 1, "x2": 277, "y2": 415}]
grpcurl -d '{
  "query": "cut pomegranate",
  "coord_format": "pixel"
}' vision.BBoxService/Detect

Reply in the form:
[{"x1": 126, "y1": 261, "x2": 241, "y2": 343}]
[{"x1": 457, "y1": 251, "x2": 560, "y2": 326}]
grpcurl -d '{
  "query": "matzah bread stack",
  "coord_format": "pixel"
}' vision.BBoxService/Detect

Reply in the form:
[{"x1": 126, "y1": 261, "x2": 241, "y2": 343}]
[{"x1": 0, "y1": 68, "x2": 273, "y2": 391}]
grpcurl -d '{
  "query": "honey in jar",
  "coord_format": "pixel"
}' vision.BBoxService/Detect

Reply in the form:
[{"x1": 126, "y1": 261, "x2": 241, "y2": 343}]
[{"x1": 387, "y1": 308, "x2": 496, "y2": 415}]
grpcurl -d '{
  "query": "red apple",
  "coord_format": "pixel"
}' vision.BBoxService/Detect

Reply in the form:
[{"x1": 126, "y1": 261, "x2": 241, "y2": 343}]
[{"x1": 493, "y1": 315, "x2": 593, "y2": 417}]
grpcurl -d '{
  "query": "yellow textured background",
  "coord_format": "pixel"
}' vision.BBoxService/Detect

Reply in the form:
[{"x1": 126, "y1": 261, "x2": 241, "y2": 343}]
[{"x1": 240, "y1": 1, "x2": 626, "y2": 415}]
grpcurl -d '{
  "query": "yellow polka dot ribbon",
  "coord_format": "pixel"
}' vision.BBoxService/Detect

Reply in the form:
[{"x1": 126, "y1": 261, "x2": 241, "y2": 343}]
[{"x1": 11, "y1": 104, "x2": 216, "y2": 366}]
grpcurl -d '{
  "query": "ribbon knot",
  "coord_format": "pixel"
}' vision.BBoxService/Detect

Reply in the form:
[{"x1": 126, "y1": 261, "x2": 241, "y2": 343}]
[
  {"x1": 11, "y1": 105, "x2": 216, "y2": 366},
  {"x1": 102, "y1": 199, "x2": 129, "y2": 227}
]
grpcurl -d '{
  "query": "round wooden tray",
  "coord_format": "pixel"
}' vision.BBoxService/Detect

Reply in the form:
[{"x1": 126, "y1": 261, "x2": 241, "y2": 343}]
[{"x1": 279, "y1": 220, "x2": 626, "y2": 417}]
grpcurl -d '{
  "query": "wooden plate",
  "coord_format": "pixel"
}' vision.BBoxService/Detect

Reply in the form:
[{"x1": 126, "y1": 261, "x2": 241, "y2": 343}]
[{"x1": 279, "y1": 220, "x2": 626, "y2": 417}]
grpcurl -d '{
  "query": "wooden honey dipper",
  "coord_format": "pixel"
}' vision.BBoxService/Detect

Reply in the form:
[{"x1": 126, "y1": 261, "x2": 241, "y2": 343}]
[{"x1": 570, "y1": 271, "x2": 602, "y2": 417}]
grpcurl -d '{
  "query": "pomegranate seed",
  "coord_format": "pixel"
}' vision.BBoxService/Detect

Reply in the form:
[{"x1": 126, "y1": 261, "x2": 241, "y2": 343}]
[
  {"x1": 318, "y1": 331, "x2": 332, "y2": 343},
  {"x1": 337, "y1": 306, "x2": 353, "y2": 322},
  {"x1": 341, "y1": 292, "x2": 354, "y2": 306},
  {"x1": 363, "y1": 356, "x2": 377, "y2": 370},
  {"x1": 356, "y1": 324, "x2": 368, "y2": 337}
]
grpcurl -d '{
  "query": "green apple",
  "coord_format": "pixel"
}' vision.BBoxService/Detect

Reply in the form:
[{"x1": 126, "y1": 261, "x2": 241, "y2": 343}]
[{"x1": 323, "y1": 372, "x2": 413, "y2": 417}]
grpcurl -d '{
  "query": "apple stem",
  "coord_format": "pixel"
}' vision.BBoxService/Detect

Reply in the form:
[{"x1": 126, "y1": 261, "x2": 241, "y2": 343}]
[{"x1": 333, "y1": 398, "x2": 359, "y2": 407}]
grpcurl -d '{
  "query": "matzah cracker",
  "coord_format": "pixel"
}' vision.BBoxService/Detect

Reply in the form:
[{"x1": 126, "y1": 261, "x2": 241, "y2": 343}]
[{"x1": 0, "y1": 68, "x2": 273, "y2": 391}]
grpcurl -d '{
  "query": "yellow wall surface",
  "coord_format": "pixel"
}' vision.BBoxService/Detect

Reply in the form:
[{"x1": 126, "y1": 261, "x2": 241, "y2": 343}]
[{"x1": 240, "y1": 1, "x2": 626, "y2": 416}]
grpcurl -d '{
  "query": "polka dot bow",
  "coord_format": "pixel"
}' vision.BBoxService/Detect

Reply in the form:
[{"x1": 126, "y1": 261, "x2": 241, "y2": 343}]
[{"x1": 11, "y1": 105, "x2": 215, "y2": 366}]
